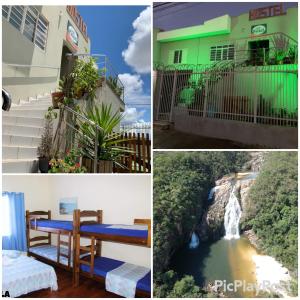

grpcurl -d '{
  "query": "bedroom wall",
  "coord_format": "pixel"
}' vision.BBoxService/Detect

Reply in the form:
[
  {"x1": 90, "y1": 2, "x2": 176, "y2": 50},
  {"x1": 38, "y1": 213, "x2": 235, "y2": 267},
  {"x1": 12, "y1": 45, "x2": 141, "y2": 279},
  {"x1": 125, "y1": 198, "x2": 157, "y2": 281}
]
[
  {"x1": 2, "y1": 175, "x2": 53, "y2": 241},
  {"x1": 2, "y1": 175, "x2": 53, "y2": 211},
  {"x1": 49, "y1": 175, "x2": 151, "y2": 268},
  {"x1": 2, "y1": 174, "x2": 151, "y2": 268}
]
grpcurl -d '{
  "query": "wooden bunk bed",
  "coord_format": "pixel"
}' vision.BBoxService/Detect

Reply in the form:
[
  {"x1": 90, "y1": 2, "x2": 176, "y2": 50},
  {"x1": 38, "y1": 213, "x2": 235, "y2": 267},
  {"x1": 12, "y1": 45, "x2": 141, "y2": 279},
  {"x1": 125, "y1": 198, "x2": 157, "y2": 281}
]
[
  {"x1": 26, "y1": 210, "x2": 79, "y2": 271},
  {"x1": 26, "y1": 209, "x2": 151, "y2": 298}
]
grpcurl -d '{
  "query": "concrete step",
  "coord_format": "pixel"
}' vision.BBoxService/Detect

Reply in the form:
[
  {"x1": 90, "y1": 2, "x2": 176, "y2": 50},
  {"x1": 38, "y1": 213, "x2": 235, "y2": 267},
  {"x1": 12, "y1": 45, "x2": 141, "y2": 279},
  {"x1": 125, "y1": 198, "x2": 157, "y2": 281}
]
[
  {"x1": 153, "y1": 121, "x2": 172, "y2": 130},
  {"x1": 2, "y1": 134, "x2": 41, "y2": 147},
  {"x1": 3, "y1": 124, "x2": 43, "y2": 137},
  {"x1": 2, "y1": 159, "x2": 38, "y2": 173},
  {"x1": 3, "y1": 109, "x2": 48, "y2": 117},
  {"x1": 3, "y1": 145, "x2": 37, "y2": 160},
  {"x1": 10, "y1": 104, "x2": 51, "y2": 110},
  {"x1": 19, "y1": 100, "x2": 52, "y2": 106},
  {"x1": 2, "y1": 115, "x2": 45, "y2": 127}
]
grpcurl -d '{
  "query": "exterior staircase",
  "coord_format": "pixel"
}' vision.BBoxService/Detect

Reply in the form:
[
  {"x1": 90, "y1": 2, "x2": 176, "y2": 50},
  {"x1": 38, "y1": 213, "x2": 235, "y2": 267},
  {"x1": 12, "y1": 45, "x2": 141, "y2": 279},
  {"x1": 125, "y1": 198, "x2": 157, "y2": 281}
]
[{"x1": 2, "y1": 93, "x2": 52, "y2": 173}]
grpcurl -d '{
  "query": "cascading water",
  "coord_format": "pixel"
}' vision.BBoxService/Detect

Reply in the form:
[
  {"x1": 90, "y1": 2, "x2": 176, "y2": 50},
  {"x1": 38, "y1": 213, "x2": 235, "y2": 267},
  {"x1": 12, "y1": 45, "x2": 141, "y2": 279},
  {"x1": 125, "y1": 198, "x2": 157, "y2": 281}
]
[
  {"x1": 208, "y1": 186, "x2": 218, "y2": 200},
  {"x1": 224, "y1": 185, "x2": 242, "y2": 240},
  {"x1": 189, "y1": 232, "x2": 199, "y2": 249}
]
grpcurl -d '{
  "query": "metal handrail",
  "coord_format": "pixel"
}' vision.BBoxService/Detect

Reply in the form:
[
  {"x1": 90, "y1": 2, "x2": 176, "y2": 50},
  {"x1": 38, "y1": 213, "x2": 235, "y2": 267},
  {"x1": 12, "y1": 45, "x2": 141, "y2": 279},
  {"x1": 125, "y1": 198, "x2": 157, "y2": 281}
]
[
  {"x1": 62, "y1": 105, "x2": 103, "y2": 132},
  {"x1": 216, "y1": 32, "x2": 298, "y2": 46},
  {"x1": 62, "y1": 105, "x2": 103, "y2": 173}
]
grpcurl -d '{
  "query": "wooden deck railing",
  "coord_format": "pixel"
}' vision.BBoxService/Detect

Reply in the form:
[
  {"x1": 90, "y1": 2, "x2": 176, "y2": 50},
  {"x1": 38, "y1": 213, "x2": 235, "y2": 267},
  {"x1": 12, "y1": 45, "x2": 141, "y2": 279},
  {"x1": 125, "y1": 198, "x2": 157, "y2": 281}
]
[{"x1": 113, "y1": 132, "x2": 151, "y2": 173}]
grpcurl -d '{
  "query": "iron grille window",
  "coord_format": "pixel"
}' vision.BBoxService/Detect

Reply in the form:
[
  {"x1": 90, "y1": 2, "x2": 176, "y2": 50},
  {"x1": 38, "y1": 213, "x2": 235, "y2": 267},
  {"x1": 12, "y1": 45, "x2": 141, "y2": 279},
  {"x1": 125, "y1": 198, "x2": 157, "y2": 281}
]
[
  {"x1": 3, "y1": 6, "x2": 48, "y2": 51},
  {"x1": 35, "y1": 15, "x2": 48, "y2": 50},
  {"x1": 9, "y1": 6, "x2": 24, "y2": 30},
  {"x1": 2, "y1": 6, "x2": 9, "y2": 18},
  {"x1": 23, "y1": 7, "x2": 38, "y2": 42},
  {"x1": 210, "y1": 45, "x2": 234, "y2": 61},
  {"x1": 173, "y1": 50, "x2": 183, "y2": 64}
]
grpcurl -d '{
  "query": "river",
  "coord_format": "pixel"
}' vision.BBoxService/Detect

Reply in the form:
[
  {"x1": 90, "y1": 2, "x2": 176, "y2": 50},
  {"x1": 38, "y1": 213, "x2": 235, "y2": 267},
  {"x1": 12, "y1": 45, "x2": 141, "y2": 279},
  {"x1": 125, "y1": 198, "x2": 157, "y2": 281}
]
[{"x1": 170, "y1": 235, "x2": 259, "y2": 297}]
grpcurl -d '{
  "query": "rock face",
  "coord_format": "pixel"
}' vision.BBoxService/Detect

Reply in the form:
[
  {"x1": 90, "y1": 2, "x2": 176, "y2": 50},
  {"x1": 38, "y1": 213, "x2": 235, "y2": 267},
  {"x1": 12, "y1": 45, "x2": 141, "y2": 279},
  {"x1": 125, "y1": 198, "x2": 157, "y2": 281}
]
[
  {"x1": 197, "y1": 173, "x2": 257, "y2": 241},
  {"x1": 242, "y1": 151, "x2": 266, "y2": 172},
  {"x1": 244, "y1": 229, "x2": 260, "y2": 249},
  {"x1": 197, "y1": 174, "x2": 234, "y2": 241}
]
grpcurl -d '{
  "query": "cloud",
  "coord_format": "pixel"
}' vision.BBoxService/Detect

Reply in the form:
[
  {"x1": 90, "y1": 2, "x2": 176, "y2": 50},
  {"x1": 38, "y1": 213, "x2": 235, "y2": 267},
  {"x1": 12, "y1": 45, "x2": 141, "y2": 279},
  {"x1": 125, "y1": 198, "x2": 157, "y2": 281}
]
[
  {"x1": 118, "y1": 73, "x2": 150, "y2": 106},
  {"x1": 122, "y1": 107, "x2": 146, "y2": 124},
  {"x1": 122, "y1": 7, "x2": 151, "y2": 74}
]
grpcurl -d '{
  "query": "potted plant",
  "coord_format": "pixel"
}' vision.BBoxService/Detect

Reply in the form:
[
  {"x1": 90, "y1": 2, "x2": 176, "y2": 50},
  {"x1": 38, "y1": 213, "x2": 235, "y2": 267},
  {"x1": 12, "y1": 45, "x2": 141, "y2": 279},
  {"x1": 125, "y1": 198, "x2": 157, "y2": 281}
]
[
  {"x1": 78, "y1": 103, "x2": 133, "y2": 173},
  {"x1": 51, "y1": 76, "x2": 70, "y2": 108},
  {"x1": 288, "y1": 45, "x2": 298, "y2": 64},
  {"x1": 37, "y1": 108, "x2": 56, "y2": 173},
  {"x1": 107, "y1": 76, "x2": 123, "y2": 98},
  {"x1": 71, "y1": 57, "x2": 99, "y2": 101},
  {"x1": 51, "y1": 57, "x2": 99, "y2": 108},
  {"x1": 49, "y1": 149, "x2": 86, "y2": 173}
]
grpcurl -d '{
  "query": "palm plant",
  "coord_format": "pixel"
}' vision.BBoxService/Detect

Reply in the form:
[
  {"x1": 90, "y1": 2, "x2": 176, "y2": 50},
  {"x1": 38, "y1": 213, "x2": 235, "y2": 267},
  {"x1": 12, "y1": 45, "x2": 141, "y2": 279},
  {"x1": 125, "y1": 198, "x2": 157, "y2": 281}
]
[{"x1": 78, "y1": 103, "x2": 133, "y2": 167}]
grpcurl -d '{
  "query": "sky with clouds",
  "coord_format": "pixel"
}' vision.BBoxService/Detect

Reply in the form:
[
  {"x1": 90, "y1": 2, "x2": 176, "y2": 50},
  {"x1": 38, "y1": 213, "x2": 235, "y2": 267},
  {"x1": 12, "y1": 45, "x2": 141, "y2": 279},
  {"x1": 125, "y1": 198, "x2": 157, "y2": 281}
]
[{"x1": 78, "y1": 6, "x2": 151, "y2": 124}]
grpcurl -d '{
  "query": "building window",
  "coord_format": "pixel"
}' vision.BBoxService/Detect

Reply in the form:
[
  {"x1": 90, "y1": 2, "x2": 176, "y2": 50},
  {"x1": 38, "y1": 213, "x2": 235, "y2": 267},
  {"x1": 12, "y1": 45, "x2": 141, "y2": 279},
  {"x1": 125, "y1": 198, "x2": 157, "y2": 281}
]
[
  {"x1": 210, "y1": 45, "x2": 234, "y2": 61},
  {"x1": 2, "y1": 6, "x2": 10, "y2": 18},
  {"x1": 2, "y1": 6, "x2": 48, "y2": 51},
  {"x1": 23, "y1": 7, "x2": 38, "y2": 42},
  {"x1": 174, "y1": 50, "x2": 183, "y2": 64},
  {"x1": 9, "y1": 6, "x2": 24, "y2": 31}
]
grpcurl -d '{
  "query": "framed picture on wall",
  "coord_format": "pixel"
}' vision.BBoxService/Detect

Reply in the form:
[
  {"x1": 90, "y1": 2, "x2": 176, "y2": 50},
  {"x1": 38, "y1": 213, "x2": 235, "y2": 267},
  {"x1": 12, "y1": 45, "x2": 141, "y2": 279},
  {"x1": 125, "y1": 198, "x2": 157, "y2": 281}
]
[{"x1": 59, "y1": 197, "x2": 78, "y2": 215}]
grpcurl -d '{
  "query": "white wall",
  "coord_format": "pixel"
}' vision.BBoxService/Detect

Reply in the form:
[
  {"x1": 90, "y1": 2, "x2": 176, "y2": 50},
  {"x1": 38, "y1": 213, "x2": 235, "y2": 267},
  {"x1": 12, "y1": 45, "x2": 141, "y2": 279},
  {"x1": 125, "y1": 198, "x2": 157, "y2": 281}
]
[
  {"x1": 3, "y1": 6, "x2": 91, "y2": 103},
  {"x1": 2, "y1": 174, "x2": 151, "y2": 268},
  {"x1": 2, "y1": 175, "x2": 53, "y2": 211}
]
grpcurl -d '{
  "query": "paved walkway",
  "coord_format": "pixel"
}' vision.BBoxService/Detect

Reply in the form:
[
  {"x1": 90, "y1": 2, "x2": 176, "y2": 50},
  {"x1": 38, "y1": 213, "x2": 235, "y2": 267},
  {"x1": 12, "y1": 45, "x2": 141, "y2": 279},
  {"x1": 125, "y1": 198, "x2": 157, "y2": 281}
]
[{"x1": 154, "y1": 128, "x2": 261, "y2": 149}]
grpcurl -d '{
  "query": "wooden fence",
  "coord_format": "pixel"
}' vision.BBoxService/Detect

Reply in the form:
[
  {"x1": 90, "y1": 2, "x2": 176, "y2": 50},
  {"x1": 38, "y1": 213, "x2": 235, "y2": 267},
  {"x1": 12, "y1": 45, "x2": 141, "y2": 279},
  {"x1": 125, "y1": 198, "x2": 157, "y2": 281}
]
[{"x1": 113, "y1": 132, "x2": 151, "y2": 173}]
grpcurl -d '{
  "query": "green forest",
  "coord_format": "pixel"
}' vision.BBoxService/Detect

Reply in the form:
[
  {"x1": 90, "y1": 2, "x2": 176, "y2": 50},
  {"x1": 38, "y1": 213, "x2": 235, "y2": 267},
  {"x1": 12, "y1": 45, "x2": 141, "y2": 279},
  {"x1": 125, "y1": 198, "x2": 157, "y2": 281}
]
[
  {"x1": 153, "y1": 151, "x2": 298, "y2": 297},
  {"x1": 241, "y1": 152, "x2": 298, "y2": 291}
]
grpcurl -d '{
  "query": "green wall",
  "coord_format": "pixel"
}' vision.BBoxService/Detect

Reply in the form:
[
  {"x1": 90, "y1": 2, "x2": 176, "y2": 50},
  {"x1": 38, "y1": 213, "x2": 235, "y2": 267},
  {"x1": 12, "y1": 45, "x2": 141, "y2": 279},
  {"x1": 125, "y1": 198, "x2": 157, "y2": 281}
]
[{"x1": 155, "y1": 7, "x2": 298, "y2": 66}]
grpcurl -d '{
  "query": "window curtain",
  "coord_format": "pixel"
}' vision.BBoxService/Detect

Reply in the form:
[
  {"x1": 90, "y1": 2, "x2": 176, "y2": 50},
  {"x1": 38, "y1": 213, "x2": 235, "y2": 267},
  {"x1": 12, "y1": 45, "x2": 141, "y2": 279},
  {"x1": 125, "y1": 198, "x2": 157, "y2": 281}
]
[{"x1": 2, "y1": 192, "x2": 27, "y2": 251}]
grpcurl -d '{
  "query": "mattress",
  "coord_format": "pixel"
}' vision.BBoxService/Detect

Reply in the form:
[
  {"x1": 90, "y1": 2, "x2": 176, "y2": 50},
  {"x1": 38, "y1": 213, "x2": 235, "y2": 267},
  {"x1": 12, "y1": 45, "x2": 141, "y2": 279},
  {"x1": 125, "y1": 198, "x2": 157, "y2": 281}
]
[
  {"x1": 2, "y1": 250, "x2": 57, "y2": 297},
  {"x1": 29, "y1": 245, "x2": 89, "y2": 266},
  {"x1": 30, "y1": 220, "x2": 148, "y2": 238},
  {"x1": 80, "y1": 256, "x2": 151, "y2": 293}
]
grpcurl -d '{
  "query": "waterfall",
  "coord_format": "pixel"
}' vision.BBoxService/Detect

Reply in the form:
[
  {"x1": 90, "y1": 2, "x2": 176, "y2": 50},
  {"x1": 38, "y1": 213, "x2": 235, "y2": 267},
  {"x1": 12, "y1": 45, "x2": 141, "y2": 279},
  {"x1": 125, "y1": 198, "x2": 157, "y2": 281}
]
[
  {"x1": 189, "y1": 232, "x2": 199, "y2": 249},
  {"x1": 208, "y1": 186, "x2": 220, "y2": 201},
  {"x1": 208, "y1": 187, "x2": 216, "y2": 200},
  {"x1": 224, "y1": 186, "x2": 241, "y2": 240}
]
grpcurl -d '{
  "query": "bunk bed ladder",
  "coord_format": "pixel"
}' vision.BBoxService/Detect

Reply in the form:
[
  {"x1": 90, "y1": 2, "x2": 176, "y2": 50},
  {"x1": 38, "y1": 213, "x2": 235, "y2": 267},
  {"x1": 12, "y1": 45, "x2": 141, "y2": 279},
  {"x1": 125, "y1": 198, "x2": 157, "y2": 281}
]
[
  {"x1": 78, "y1": 236, "x2": 95, "y2": 277},
  {"x1": 57, "y1": 232, "x2": 72, "y2": 268}
]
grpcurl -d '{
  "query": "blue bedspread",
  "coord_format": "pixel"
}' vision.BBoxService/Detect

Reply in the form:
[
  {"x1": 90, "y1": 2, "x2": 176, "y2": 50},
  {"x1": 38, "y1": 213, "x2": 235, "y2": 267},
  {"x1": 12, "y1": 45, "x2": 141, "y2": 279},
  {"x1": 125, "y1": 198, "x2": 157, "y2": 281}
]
[
  {"x1": 80, "y1": 256, "x2": 151, "y2": 293},
  {"x1": 30, "y1": 220, "x2": 148, "y2": 238}
]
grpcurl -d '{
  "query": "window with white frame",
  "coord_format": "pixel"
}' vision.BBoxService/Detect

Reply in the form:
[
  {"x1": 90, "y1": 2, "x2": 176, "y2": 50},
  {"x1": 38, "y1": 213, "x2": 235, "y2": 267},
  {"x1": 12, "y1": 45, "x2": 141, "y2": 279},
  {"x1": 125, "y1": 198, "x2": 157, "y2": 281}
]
[
  {"x1": 210, "y1": 45, "x2": 234, "y2": 61},
  {"x1": 2, "y1": 6, "x2": 48, "y2": 51}
]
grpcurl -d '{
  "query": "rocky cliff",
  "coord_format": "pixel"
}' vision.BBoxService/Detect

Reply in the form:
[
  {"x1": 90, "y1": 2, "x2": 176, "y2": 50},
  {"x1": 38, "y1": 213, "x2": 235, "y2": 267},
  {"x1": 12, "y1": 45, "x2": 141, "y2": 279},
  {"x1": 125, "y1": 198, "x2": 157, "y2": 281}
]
[{"x1": 197, "y1": 151, "x2": 265, "y2": 241}]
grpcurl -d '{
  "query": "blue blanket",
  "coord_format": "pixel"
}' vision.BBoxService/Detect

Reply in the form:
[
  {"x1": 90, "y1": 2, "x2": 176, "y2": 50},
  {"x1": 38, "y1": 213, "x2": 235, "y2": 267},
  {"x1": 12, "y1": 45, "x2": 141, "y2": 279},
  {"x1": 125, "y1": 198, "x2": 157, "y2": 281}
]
[
  {"x1": 80, "y1": 256, "x2": 151, "y2": 293},
  {"x1": 30, "y1": 220, "x2": 148, "y2": 238}
]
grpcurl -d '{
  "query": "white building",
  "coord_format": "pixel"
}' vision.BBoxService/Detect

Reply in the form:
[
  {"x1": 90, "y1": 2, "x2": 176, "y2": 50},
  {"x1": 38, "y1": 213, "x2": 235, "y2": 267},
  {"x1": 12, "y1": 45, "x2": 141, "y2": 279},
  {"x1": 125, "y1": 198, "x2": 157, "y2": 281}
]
[{"x1": 2, "y1": 5, "x2": 125, "y2": 172}]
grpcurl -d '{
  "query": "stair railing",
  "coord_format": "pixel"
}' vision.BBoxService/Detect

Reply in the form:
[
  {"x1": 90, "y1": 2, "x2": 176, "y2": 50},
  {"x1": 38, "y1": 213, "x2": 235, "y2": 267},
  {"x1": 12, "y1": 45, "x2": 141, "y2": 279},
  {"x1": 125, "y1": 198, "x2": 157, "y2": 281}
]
[{"x1": 52, "y1": 104, "x2": 103, "y2": 173}]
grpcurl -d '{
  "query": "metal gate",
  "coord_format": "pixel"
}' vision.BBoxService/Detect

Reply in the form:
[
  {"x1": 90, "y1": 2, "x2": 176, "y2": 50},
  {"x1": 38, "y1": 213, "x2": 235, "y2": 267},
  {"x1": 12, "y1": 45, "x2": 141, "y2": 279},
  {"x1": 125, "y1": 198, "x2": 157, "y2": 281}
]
[{"x1": 154, "y1": 63, "x2": 298, "y2": 127}]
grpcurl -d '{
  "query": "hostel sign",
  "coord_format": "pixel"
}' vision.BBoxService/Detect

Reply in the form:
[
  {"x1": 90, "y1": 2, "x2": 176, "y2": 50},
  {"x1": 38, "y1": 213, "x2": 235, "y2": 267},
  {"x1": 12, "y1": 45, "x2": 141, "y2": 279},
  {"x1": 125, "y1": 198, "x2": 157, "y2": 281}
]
[
  {"x1": 249, "y1": 4, "x2": 286, "y2": 21},
  {"x1": 66, "y1": 21, "x2": 79, "y2": 51},
  {"x1": 67, "y1": 6, "x2": 88, "y2": 41}
]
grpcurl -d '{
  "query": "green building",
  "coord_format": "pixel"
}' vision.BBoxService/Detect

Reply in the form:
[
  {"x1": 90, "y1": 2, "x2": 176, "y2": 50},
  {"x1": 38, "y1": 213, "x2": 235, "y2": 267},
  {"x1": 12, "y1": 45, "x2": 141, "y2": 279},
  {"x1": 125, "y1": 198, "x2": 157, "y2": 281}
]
[
  {"x1": 154, "y1": 5, "x2": 297, "y2": 66},
  {"x1": 153, "y1": 4, "x2": 298, "y2": 148}
]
